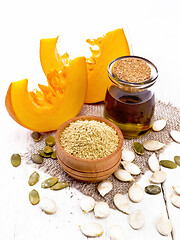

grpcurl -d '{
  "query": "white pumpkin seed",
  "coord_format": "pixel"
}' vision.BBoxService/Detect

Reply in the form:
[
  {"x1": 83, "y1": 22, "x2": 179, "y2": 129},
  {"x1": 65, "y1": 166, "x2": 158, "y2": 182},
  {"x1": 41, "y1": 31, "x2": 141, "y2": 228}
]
[
  {"x1": 170, "y1": 194, "x2": 180, "y2": 208},
  {"x1": 113, "y1": 194, "x2": 130, "y2": 214},
  {"x1": 94, "y1": 202, "x2": 110, "y2": 218},
  {"x1": 40, "y1": 197, "x2": 57, "y2": 214},
  {"x1": 149, "y1": 171, "x2": 167, "y2": 183},
  {"x1": 143, "y1": 140, "x2": 165, "y2": 151},
  {"x1": 109, "y1": 225, "x2": 126, "y2": 240},
  {"x1": 172, "y1": 185, "x2": 180, "y2": 195},
  {"x1": 121, "y1": 148, "x2": 135, "y2": 162},
  {"x1": 170, "y1": 130, "x2": 180, "y2": 143},
  {"x1": 97, "y1": 180, "x2": 113, "y2": 197},
  {"x1": 79, "y1": 196, "x2": 95, "y2": 213},
  {"x1": 121, "y1": 161, "x2": 141, "y2": 175},
  {"x1": 129, "y1": 210, "x2": 145, "y2": 230},
  {"x1": 156, "y1": 214, "x2": 172, "y2": 236},
  {"x1": 148, "y1": 153, "x2": 160, "y2": 172},
  {"x1": 114, "y1": 169, "x2": 134, "y2": 182},
  {"x1": 128, "y1": 183, "x2": 144, "y2": 203},
  {"x1": 152, "y1": 119, "x2": 167, "y2": 131},
  {"x1": 80, "y1": 222, "x2": 103, "y2": 237}
]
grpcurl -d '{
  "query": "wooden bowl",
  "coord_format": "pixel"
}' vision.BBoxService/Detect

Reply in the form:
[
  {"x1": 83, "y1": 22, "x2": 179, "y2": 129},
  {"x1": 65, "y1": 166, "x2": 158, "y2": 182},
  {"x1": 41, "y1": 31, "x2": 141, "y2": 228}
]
[{"x1": 55, "y1": 116, "x2": 123, "y2": 183}]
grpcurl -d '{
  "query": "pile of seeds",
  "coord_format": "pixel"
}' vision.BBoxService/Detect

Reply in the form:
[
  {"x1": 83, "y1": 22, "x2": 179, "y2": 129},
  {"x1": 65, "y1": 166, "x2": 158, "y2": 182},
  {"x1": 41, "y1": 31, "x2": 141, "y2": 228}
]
[
  {"x1": 112, "y1": 57, "x2": 151, "y2": 83},
  {"x1": 60, "y1": 120, "x2": 119, "y2": 159}
]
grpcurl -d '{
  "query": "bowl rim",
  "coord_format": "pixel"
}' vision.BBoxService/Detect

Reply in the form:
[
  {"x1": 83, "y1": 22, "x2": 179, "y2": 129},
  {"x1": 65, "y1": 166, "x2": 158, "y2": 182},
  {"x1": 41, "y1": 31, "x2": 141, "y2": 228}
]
[{"x1": 55, "y1": 115, "x2": 123, "y2": 163}]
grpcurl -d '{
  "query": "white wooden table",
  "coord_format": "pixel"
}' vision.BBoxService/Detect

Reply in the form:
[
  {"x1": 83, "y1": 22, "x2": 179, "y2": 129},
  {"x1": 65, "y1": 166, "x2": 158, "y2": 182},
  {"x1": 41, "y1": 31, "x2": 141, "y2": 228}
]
[{"x1": 1, "y1": 0, "x2": 180, "y2": 239}]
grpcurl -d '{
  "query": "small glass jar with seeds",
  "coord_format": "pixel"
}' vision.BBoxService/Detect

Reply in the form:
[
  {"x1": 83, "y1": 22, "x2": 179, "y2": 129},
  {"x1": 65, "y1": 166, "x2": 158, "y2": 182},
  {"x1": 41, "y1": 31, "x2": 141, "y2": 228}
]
[{"x1": 104, "y1": 56, "x2": 158, "y2": 138}]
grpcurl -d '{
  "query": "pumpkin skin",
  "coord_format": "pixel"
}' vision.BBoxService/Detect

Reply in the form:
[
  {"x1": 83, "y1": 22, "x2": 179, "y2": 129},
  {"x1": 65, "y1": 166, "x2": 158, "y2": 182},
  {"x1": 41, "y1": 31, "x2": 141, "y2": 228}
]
[
  {"x1": 40, "y1": 29, "x2": 130, "y2": 103},
  {"x1": 5, "y1": 57, "x2": 87, "y2": 132}
]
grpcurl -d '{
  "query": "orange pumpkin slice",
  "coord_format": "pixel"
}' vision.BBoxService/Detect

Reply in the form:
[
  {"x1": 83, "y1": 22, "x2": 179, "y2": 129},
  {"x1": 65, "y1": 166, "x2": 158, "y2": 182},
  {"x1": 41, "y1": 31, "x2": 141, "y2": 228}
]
[
  {"x1": 40, "y1": 29, "x2": 130, "y2": 103},
  {"x1": 5, "y1": 56, "x2": 87, "y2": 132}
]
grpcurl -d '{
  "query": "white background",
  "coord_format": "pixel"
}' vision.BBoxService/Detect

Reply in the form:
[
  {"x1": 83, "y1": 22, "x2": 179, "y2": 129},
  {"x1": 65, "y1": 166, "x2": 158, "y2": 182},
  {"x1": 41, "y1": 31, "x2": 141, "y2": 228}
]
[{"x1": 0, "y1": 0, "x2": 180, "y2": 239}]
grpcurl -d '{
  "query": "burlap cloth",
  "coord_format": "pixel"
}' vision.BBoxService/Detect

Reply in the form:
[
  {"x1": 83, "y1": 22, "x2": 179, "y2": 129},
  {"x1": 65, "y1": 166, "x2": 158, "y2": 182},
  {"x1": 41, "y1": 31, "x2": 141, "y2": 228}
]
[{"x1": 23, "y1": 101, "x2": 180, "y2": 209}]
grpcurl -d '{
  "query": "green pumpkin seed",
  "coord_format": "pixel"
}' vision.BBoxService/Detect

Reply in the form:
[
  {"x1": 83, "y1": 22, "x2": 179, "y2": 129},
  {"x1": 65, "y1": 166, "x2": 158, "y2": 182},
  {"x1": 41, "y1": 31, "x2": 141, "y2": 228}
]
[
  {"x1": 51, "y1": 151, "x2": 57, "y2": 159},
  {"x1": 31, "y1": 154, "x2": 43, "y2": 164},
  {"x1": 44, "y1": 146, "x2": 53, "y2": 155},
  {"x1": 38, "y1": 150, "x2": 51, "y2": 158},
  {"x1": 29, "y1": 189, "x2": 40, "y2": 205},
  {"x1": 28, "y1": 171, "x2": 40, "y2": 186},
  {"x1": 41, "y1": 177, "x2": 59, "y2": 188},
  {"x1": 45, "y1": 136, "x2": 55, "y2": 147},
  {"x1": 133, "y1": 142, "x2": 145, "y2": 155},
  {"x1": 11, "y1": 153, "x2": 21, "y2": 167},
  {"x1": 31, "y1": 132, "x2": 42, "y2": 142},
  {"x1": 174, "y1": 156, "x2": 180, "y2": 166},
  {"x1": 159, "y1": 160, "x2": 177, "y2": 169},
  {"x1": 145, "y1": 185, "x2": 161, "y2": 195},
  {"x1": 50, "y1": 182, "x2": 68, "y2": 190}
]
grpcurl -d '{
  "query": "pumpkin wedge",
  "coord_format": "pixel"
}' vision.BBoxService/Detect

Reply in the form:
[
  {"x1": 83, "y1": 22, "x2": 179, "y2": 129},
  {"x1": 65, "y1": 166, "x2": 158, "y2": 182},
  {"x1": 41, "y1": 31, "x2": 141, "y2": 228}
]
[
  {"x1": 40, "y1": 29, "x2": 130, "y2": 103},
  {"x1": 5, "y1": 56, "x2": 87, "y2": 132}
]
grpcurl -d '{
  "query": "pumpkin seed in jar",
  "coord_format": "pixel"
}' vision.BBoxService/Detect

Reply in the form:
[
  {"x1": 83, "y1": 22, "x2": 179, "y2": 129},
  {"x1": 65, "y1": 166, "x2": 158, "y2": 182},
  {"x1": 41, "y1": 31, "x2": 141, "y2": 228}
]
[
  {"x1": 44, "y1": 146, "x2": 53, "y2": 155},
  {"x1": 31, "y1": 132, "x2": 42, "y2": 142},
  {"x1": 174, "y1": 156, "x2": 180, "y2": 166},
  {"x1": 51, "y1": 151, "x2": 57, "y2": 159},
  {"x1": 45, "y1": 136, "x2": 55, "y2": 147},
  {"x1": 50, "y1": 182, "x2": 68, "y2": 190},
  {"x1": 159, "y1": 160, "x2": 177, "y2": 169},
  {"x1": 29, "y1": 189, "x2": 40, "y2": 205},
  {"x1": 145, "y1": 185, "x2": 161, "y2": 195},
  {"x1": 133, "y1": 142, "x2": 145, "y2": 155},
  {"x1": 28, "y1": 171, "x2": 40, "y2": 186},
  {"x1": 41, "y1": 177, "x2": 58, "y2": 188},
  {"x1": 31, "y1": 154, "x2": 43, "y2": 164},
  {"x1": 11, "y1": 153, "x2": 21, "y2": 167},
  {"x1": 38, "y1": 150, "x2": 51, "y2": 158}
]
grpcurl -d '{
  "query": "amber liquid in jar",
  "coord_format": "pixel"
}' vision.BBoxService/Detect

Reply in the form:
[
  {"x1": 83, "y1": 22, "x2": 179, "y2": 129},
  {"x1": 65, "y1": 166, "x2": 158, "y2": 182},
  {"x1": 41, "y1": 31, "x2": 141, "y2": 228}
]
[{"x1": 104, "y1": 85, "x2": 155, "y2": 138}]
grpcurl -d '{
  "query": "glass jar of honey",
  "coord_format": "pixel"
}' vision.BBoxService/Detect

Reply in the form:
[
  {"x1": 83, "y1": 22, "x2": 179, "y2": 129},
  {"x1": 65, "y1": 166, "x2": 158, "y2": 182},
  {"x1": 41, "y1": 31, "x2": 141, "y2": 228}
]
[{"x1": 104, "y1": 56, "x2": 158, "y2": 138}]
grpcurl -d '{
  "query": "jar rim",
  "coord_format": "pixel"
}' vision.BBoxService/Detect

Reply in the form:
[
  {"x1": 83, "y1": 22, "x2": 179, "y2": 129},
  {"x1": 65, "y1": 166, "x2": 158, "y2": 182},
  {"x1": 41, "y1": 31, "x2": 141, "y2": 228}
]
[{"x1": 108, "y1": 56, "x2": 158, "y2": 89}]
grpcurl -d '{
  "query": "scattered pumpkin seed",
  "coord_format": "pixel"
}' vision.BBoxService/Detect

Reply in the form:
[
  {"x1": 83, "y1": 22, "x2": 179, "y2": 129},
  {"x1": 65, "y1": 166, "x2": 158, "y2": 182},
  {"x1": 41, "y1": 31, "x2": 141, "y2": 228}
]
[
  {"x1": 94, "y1": 202, "x2": 110, "y2": 218},
  {"x1": 50, "y1": 181, "x2": 68, "y2": 190},
  {"x1": 11, "y1": 153, "x2": 21, "y2": 167},
  {"x1": 152, "y1": 119, "x2": 167, "y2": 132},
  {"x1": 133, "y1": 142, "x2": 145, "y2": 155},
  {"x1": 149, "y1": 171, "x2": 167, "y2": 184},
  {"x1": 145, "y1": 185, "x2": 161, "y2": 195},
  {"x1": 129, "y1": 210, "x2": 145, "y2": 230},
  {"x1": 172, "y1": 185, "x2": 180, "y2": 195},
  {"x1": 45, "y1": 136, "x2": 55, "y2": 147},
  {"x1": 128, "y1": 183, "x2": 144, "y2": 203},
  {"x1": 29, "y1": 189, "x2": 40, "y2": 205},
  {"x1": 174, "y1": 156, "x2": 180, "y2": 166},
  {"x1": 31, "y1": 154, "x2": 43, "y2": 164},
  {"x1": 28, "y1": 171, "x2": 40, "y2": 186},
  {"x1": 80, "y1": 196, "x2": 95, "y2": 213},
  {"x1": 43, "y1": 146, "x2": 53, "y2": 155},
  {"x1": 121, "y1": 161, "x2": 141, "y2": 175},
  {"x1": 170, "y1": 130, "x2": 180, "y2": 143},
  {"x1": 159, "y1": 160, "x2": 177, "y2": 169},
  {"x1": 148, "y1": 153, "x2": 160, "y2": 172},
  {"x1": 114, "y1": 169, "x2": 134, "y2": 182},
  {"x1": 143, "y1": 140, "x2": 165, "y2": 151},
  {"x1": 51, "y1": 151, "x2": 57, "y2": 159},
  {"x1": 80, "y1": 222, "x2": 103, "y2": 237},
  {"x1": 31, "y1": 132, "x2": 42, "y2": 142},
  {"x1": 41, "y1": 177, "x2": 58, "y2": 188},
  {"x1": 109, "y1": 225, "x2": 126, "y2": 240},
  {"x1": 38, "y1": 150, "x2": 51, "y2": 158},
  {"x1": 170, "y1": 194, "x2": 180, "y2": 208},
  {"x1": 113, "y1": 193, "x2": 130, "y2": 214},
  {"x1": 156, "y1": 214, "x2": 172, "y2": 236},
  {"x1": 40, "y1": 197, "x2": 57, "y2": 214},
  {"x1": 121, "y1": 148, "x2": 135, "y2": 162},
  {"x1": 97, "y1": 180, "x2": 113, "y2": 197}
]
